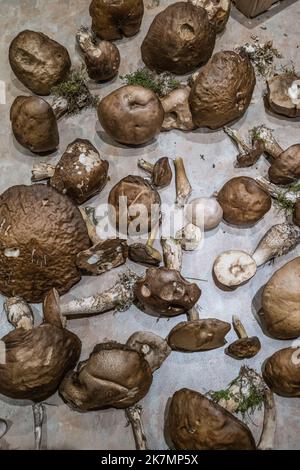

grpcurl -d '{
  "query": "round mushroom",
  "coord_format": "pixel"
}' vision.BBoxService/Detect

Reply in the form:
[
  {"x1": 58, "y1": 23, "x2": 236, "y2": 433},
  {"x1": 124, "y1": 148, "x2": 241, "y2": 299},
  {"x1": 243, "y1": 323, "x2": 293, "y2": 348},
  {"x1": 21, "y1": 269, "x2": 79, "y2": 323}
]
[
  {"x1": 186, "y1": 197, "x2": 223, "y2": 230},
  {"x1": 89, "y1": 0, "x2": 144, "y2": 40},
  {"x1": 108, "y1": 175, "x2": 161, "y2": 234},
  {"x1": 138, "y1": 157, "x2": 172, "y2": 189},
  {"x1": 9, "y1": 30, "x2": 71, "y2": 95},
  {"x1": 217, "y1": 177, "x2": 271, "y2": 226},
  {"x1": 0, "y1": 184, "x2": 90, "y2": 302},
  {"x1": 98, "y1": 85, "x2": 164, "y2": 145},
  {"x1": 189, "y1": 51, "x2": 256, "y2": 129},
  {"x1": 10, "y1": 96, "x2": 59, "y2": 154},
  {"x1": 188, "y1": 0, "x2": 231, "y2": 33},
  {"x1": 141, "y1": 2, "x2": 216, "y2": 75},
  {"x1": 268, "y1": 144, "x2": 300, "y2": 185},
  {"x1": 263, "y1": 347, "x2": 300, "y2": 397},
  {"x1": 266, "y1": 73, "x2": 300, "y2": 118},
  {"x1": 226, "y1": 315, "x2": 261, "y2": 359},
  {"x1": 213, "y1": 250, "x2": 257, "y2": 288},
  {"x1": 262, "y1": 257, "x2": 300, "y2": 339}
]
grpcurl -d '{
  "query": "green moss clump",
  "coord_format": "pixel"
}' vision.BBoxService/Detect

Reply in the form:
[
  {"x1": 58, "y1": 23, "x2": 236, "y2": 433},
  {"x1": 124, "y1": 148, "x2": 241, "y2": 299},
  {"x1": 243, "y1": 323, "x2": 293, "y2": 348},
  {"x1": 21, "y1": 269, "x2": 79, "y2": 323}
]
[{"x1": 120, "y1": 68, "x2": 181, "y2": 97}]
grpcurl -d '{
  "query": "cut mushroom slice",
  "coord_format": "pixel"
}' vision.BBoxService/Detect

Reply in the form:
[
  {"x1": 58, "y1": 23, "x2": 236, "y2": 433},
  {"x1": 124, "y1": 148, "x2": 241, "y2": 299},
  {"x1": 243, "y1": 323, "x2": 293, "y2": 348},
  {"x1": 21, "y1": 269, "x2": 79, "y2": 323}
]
[
  {"x1": 213, "y1": 250, "x2": 257, "y2": 288},
  {"x1": 160, "y1": 86, "x2": 195, "y2": 132},
  {"x1": 126, "y1": 331, "x2": 171, "y2": 372},
  {"x1": 128, "y1": 219, "x2": 161, "y2": 267},
  {"x1": 138, "y1": 157, "x2": 172, "y2": 188},
  {"x1": 266, "y1": 73, "x2": 300, "y2": 118},
  {"x1": 226, "y1": 315, "x2": 261, "y2": 359},
  {"x1": 174, "y1": 157, "x2": 192, "y2": 207}
]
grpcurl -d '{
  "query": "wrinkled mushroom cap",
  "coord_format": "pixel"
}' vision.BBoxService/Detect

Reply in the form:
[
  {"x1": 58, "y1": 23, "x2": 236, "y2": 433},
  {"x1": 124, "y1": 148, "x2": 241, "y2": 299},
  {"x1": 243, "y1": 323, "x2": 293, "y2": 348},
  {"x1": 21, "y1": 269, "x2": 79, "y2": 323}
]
[
  {"x1": 98, "y1": 85, "x2": 164, "y2": 145},
  {"x1": 188, "y1": 0, "x2": 231, "y2": 33},
  {"x1": 263, "y1": 347, "x2": 300, "y2": 397},
  {"x1": 166, "y1": 388, "x2": 256, "y2": 450},
  {"x1": 84, "y1": 41, "x2": 120, "y2": 81},
  {"x1": 293, "y1": 201, "x2": 300, "y2": 227},
  {"x1": 135, "y1": 267, "x2": 201, "y2": 317},
  {"x1": 89, "y1": 0, "x2": 144, "y2": 40},
  {"x1": 59, "y1": 342, "x2": 153, "y2": 410},
  {"x1": 189, "y1": 51, "x2": 256, "y2": 129},
  {"x1": 262, "y1": 257, "x2": 300, "y2": 339},
  {"x1": 266, "y1": 73, "x2": 300, "y2": 118},
  {"x1": 50, "y1": 138, "x2": 109, "y2": 204},
  {"x1": 0, "y1": 184, "x2": 90, "y2": 302},
  {"x1": 141, "y1": 2, "x2": 216, "y2": 75},
  {"x1": 168, "y1": 319, "x2": 231, "y2": 352},
  {"x1": 268, "y1": 144, "x2": 300, "y2": 185},
  {"x1": 9, "y1": 30, "x2": 71, "y2": 95},
  {"x1": 108, "y1": 175, "x2": 161, "y2": 234},
  {"x1": 226, "y1": 337, "x2": 261, "y2": 359},
  {"x1": 217, "y1": 177, "x2": 271, "y2": 226},
  {"x1": 152, "y1": 157, "x2": 172, "y2": 188},
  {"x1": 10, "y1": 96, "x2": 59, "y2": 154}
]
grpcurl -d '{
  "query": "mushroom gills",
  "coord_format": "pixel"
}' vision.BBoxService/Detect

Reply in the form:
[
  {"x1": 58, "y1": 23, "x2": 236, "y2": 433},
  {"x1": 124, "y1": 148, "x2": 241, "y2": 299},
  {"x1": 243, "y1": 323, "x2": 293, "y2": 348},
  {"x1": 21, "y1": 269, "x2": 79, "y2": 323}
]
[{"x1": 213, "y1": 250, "x2": 257, "y2": 287}]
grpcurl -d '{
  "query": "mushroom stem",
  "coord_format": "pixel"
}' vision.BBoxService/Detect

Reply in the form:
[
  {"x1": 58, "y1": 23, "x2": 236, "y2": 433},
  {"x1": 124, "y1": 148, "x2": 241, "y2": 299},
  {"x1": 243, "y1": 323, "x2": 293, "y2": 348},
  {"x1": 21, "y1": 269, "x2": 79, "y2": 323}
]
[
  {"x1": 51, "y1": 96, "x2": 69, "y2": 120},
  {"x1": 138, "y1": 158, "x2": 154, "y2": 174},
  {"x1": 4, "y1": 297, "x2": 34, "y2": 331},
  {"x1": 31, "y1": 163, "x2": 56, "y2": 182},
  {"x1": 125, "y1": 405, "x2": 148, "y2": 450},
  {"x1": 147, "y1": 218, "x2": 160, "y2": 248},
  {"x1": 161, "y1": 236, "x2": 182, "y2": 271},
  {"x1": 255, "y1": 176, "x2": 300, "y2": 203},
  {"x1": 174, "y1": 157, "x2": 192, "y2": 207},
  {"x1": 224, "y1": 126, "x2": 251, "y2": 154},
  {"x1": 257, "y1": 389, "x2": 277, "y2": 451},
  {"x1": 79, "y1": 206, "x2": 100, "y2": 245},
  {"x1": 232, "y1": 315, "x2": 248, "y2": 339},
  {"x1": 0, "y1": 419, "x2": 8, "y2": 440},
  {"x1": 76, "y1": 26, "x2": 95, "y2": 53},
  {"x1": 224, "y1": 126, "x2": 264, "y2": 167},
  {"x1": 187, "y1": 305, "x2": 200, "y2": 321},
  {"x1": 252, "y1": 223, "x2": 300, "y2": 267},
  {"x1": 250, "y1": 125, "x2": 283, "y2": 159},
  {"x1": 32, "y1": 403, "x2": 45, "y2": 451}
]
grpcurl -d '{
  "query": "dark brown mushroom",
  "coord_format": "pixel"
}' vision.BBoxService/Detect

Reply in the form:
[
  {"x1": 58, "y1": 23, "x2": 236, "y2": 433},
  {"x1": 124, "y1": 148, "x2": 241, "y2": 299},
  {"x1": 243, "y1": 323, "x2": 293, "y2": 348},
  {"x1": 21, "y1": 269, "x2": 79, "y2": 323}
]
[
  {"x1": 266, "y1": 73, "x2": 300, "y2": 118},
  {"x1": 268, "y1": 144, "x2": 300, "y2": 185},
  {"x1": 189, "y1": 51, "x2": 256, "y2": 129},
  {"x1": 166, "y1": 389, "x2": 256, "y2": 450},
  {"x1": 141, "y1": 2, "x2": 216, "y2": 75},
  {"x1": 108, "y1": 175, "x2": 161, "y2": 234},
  {"x1": 32, "y1": 139, "x2": 109, "y2": 204},
  {"x1": 217, "y1": 176, "x2": 271, "y2": 226},
  {"x1": 138, "y1": 157, "x2": 172, "y2": 188},
  {"x1": 188, "y1": 0, "x2": 231, "y2": 33},
  {"x1": 9, "y1": 30, "x2": 71, "y2": 95},
  {"x1": 263, "y1": 347, "x2": 300, "y2": 397},
  {"x1": 89, "y1": 0, "x2": 144, "y2": 40},
  {"x1": 0, "y1": 184, "x2": 90, "y2": 303},
  {"x1": 226, "y1": 315, "x2": 261, "y2": 359},
  {"x1": 98, "y1": 85, "x2": 164, "y2": 145},
  {"x1": 128, "y1": 219, "x2": 161, "y2": 267}
]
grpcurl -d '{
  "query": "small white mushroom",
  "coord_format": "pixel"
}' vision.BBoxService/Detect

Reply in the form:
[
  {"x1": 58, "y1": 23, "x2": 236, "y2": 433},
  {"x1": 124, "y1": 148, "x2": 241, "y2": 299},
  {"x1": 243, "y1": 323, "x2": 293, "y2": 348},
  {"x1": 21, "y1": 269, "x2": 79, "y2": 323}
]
[
  {"x1": 174, "y1": 157, "x2": 192, "y2": 208},
  {"x1": 176, "y1": 223, "x2": 202, "y2": 251},
  {"x1": 213, "y1": 250, "x2": 257, "y2": 288},
  {"x1": 186, "y1": 197, "x2": 223, "y2": 230}
]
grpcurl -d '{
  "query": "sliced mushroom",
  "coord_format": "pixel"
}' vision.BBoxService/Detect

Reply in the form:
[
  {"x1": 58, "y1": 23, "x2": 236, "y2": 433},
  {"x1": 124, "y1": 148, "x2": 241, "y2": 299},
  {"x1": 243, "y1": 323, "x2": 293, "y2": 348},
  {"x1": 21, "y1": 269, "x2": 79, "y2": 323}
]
[
  {"x1": 160, "y1": 86, "x2": 195, "y2": 132},
  {"x1": 138, "y1": 157, "x2": 172, "y2": 188},
  {"x1": 263, "y1": 347, "x2": 300, "y2": 397},
  {"x1": 226, "y1": 315, "x2": 261, "y2": 359},
  {"x1": 174, "y1": 157, "x2": 192, "y2": 208},
  {"x1": 186, "y1": 197, "x2": 223, "y2": 230},
  {"x1": 213, "y1": 250, "x2": 257, "y2": 288},
  {"x1": 188, "y1": 0, "x2": 231, "y2": 33},
  {"x1": 266, "y1": 73, "x2": 300, "y2": 118}
]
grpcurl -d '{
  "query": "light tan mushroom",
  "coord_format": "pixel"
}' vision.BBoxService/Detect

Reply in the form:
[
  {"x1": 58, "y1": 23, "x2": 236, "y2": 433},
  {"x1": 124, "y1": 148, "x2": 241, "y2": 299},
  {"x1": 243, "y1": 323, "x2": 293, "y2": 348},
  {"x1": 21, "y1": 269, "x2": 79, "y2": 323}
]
[{"x1": 160, "y1": 87, "x2": 195, "y2": 131}]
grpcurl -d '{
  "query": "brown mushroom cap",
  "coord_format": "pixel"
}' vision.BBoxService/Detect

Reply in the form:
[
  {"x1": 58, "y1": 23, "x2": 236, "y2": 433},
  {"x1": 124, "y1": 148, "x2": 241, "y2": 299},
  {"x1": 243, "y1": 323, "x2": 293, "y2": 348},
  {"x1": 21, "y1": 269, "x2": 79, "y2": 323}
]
[
  {"x1": 89, "y1": 0, "x2": 144, "y2": 40},
  {"x1": 135, "y1": 267, "x2": 201, "y2": 317},
  {"x1": 168, "y1": 319, "x2": 231, "y2": 352},
  {"x1": 76, "y1": 238, "x2": 128, "y2": 274},
  {"x1": 108, "y1": 175, "x2": 161, "y2": 234},
  {"x1": 10, "y1": 96, "x2": 59, "y2": 154},
  {"x1": 217, "y1": 176, "x2": 271, "y2": 226},
  {"x1": 59, "y1": 342, "x2": 153, "y2": 411},
  {"x1": 263, "y1": 347, "x2": 300, "y2": 397},
  {"x1": 152, "y1": 157, "x2": 172, "y2": 188},
  {"x1": 166, "y1": 388, "x2": 256, "y2": 450},
  {"x1": 141, "y1": 2, "x2": 216, "y2": 75},
  {"x1": 0, "y1": 184, "x2": 90, "y2": 303},
  {"x1": 128, "y1": 243, "x2": 161, "y2": 267},
  {"x1": 266, "y1": 73, "x2": 300, "y2": 118},
  {"x1": 268, "y1": 144, "x2": 300, "y2": 185},
  {"x1": 188, "y1": 0, "x2": 231, "y2": 33},
  {"x1": 189, "y1": 51, "x2": 256, "y2": 129},
  {"x1": 9, "y1": 30, "x2": 71, "y2": 95},
  {"x1": 98, "y1": 85, "x2": 164, "y2": 145},
  {"x1": 84, "y1": 41, "x2": 120, "y2": 81},
  {"x1": 226, "y1": 337, "x2": 261, "y2": 359},
  {"x1": 293, "y1": 201, "x2": 300, "y2": 227},
  {"x1": 262, "y1": 257, "x2": 300, "y2": 339},
  {"x1": 50, "y1": 139, "x2": 109, "y2": 204}
]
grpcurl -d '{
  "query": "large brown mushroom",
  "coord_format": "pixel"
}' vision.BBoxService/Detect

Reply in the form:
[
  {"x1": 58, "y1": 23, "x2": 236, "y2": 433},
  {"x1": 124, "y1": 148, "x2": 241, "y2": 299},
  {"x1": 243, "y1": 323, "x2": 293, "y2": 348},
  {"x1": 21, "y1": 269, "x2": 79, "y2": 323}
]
[
  {"x1": 108, "y1": 175, "x2": 161, "y2": 234},
  {"x1": 189, "y1": 51, "x2": 256, "y2": 129},
  {"x1": 0, "y1": 184, "x2": 90, "y2": 303},
  {"x1": 217, "y1": 176, "x2": 271, "y2": 226},
  {"x1": 89, "y1": 0, "x2": 144, "y2": 40},
  {"x1": 263, "y1": 347, "x2": 300, "y2": 397},
  {"x1": 141, "y1": 2, "x2": 216, "y2": 75},
  {"x1": 261, "y1": 257, "x2": 300, "y2": 340},
  {"x1": 9, "y1": 30, "x2": 71, "y2": 95},
  {"x1": 188, "y1": 0, "x2": 231, "y2": 33},
  {"x1": 266, "y1": 73, "x2": 300, "y2": 118},
  {"x1": 32, "y1": 139, "x2": 109, "y2": 204},
  {"x1": 98, "y1": 85, "x2": 164, "y2": 145}
]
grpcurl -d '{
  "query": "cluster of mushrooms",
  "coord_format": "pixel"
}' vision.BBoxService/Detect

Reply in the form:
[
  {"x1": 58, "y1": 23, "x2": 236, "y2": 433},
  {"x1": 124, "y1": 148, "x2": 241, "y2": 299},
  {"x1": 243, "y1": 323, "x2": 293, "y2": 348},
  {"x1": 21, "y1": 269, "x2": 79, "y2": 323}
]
[{"x1": 1, "y1": 0, "x2": 300, "y2": 451}]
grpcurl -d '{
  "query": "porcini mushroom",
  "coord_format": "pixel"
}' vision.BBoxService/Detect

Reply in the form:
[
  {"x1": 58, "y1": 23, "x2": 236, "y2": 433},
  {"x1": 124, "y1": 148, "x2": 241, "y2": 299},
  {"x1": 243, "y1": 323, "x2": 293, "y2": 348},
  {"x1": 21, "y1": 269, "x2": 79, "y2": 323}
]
[
  {"x1": 76, "y1": 26, "x2": 120, "y2": 81},
  {"x1": 217, "y1": 176, "x2": 271, "y2": 226},
  {"x1": 186, "y1": 197, "x2": 223, "y2": 230},
  {"x1": 174, "y1": 157, "x2": 192, "y2": 208},
  {"x1": 160, "y1": 86, "x2": 195, "y2": 132},
  {"x1": 32, "y1": 139, "x2": 109, "y2": 204},
  {"x1": 141, "y1": 2, "x2": 216, "y2": 75},
  {"x1": 138, "y1": 157, "x2": 172, "y2": 189},
  {"x1": 226, "y1": 315, "x2": 261, "y2": 359},
  {"x1": 0, "y1": 184, "x2": 90, "y2": 303},
  {"x1": 266, "y1": 72, "x2": 300, "y2": 118},
  {"x1": 224, "y1": 126, "x2": 265, "y2": 168},
  {"x1": 189, "y1": 51, "x2": 256, "y2": 129},
  {"x1": 98, "y1": 85, "x2": 164, "y2": 145},
  {"x1": 89, "y1": 0, "x2": 144, "y2": 40},
  {"x1": 263, "y1": 347, "x2": 300, "y2": 397},
  {"x1": 9, "y1": 30, "x2": 71, "y2": 95},
  {"x1": 188, "y1": 0, "x2": 231, "y2": 33},
  {"x1": 128, "y1": 219, "x2": 162, "y2": 267}
]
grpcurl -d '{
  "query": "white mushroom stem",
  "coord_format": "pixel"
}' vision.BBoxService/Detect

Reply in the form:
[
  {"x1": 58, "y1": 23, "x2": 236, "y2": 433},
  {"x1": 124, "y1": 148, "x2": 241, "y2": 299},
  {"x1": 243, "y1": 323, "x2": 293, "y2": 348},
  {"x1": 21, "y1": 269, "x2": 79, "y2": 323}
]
[
  {"x1": 4, "y1": 297, "x2": 34, "y2": 331},
  {"x1": 187, "y1": 305, "x2": 200, "y2": 321},
  {"x1": 252, "y1": 223, "x2": 300, "y2": 267},
  {"x1": 125, "y1": 405, "x2": 148, "y2": 450},
  {"x1": 32, "y1": 403, "x2": 45, "y2": 451},
  {"x1": 161, "y1": 237, "x2": 182, "y2": 271},
  {"x1": 250, "y1": 125, "x2": 283, "y2": 158},
  {"x1": 31, "y1": 163, "x2": 55, "y2": 182},
  {"x1": 79, "y1": 206, "x2": 100, "y2": 245},
  {"x1": 138, "y1": 158, "x2": 154, "y2": 174},
  {"x1": 224, "y1": 127, "x2": 252, "y2": 155},
  {"x1": 76, "y1": 26, "x2": 96, "y2": 53},
  {"x1": 147, "y1": 218, "x2": 160, "y2": 248},
  {"x1": 60, "y1": 271, "x2": 139, "y2": 317},
  {"x1": 174, "y1": 157, "x2": 192, "y2": 207},
  {"x1": 51, "y1": 96, "x2": 69, "y2": 120},
  {"x1": 255, "y1": 176, "x2": 300, "y2": 203},
  {"x1": 258, "y1": 389, "x2": 277, "y2": 451},
  {"x1": 232, "y1": 315, "x2": 248, "y2": 339}
]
